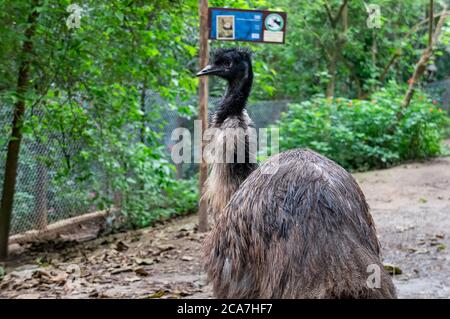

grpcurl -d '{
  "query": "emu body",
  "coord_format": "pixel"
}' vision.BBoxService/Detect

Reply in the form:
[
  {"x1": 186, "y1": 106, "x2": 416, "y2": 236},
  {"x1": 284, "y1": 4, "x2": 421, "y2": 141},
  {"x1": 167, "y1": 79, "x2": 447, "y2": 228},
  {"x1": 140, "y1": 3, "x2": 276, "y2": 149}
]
[{"x1": 197, "y1": 48, "x2": 397, "y2": 299}]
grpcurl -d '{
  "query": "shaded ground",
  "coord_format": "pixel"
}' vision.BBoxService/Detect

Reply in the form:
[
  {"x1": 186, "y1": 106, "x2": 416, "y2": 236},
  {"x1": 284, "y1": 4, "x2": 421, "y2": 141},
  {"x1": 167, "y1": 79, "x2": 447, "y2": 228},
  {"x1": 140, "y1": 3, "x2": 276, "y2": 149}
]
[{"x1": 0, "y1": 157, "x2": 449, "y2": 299}]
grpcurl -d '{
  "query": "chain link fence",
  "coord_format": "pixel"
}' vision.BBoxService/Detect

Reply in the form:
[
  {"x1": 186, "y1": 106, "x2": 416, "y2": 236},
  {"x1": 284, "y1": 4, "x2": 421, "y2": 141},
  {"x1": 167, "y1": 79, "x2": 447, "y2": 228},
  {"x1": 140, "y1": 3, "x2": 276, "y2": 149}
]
[
  {"x1": 0, "y1": 107, "x2": 94, "y2": 235},
  {"x1": 426, "y1": 79, "x2": 450, "y2": 114},
  {"x1": 1, "y1": 80, "x2": 448, "y2": 236},
  {"x1": 0, "y1": 97, "x2": 290, "y2": 236}
]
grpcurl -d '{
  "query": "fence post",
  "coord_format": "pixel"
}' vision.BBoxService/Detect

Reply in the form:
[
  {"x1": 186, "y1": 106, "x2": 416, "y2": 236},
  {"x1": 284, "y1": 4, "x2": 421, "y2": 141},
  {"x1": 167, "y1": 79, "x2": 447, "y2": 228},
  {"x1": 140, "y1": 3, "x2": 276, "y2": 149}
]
[
  {"x1": 34, "y1": 158, "x2": 48, "y2": 230},
  {"x1": 197, "y1": 0, "x2": 209, "y2": 232}
]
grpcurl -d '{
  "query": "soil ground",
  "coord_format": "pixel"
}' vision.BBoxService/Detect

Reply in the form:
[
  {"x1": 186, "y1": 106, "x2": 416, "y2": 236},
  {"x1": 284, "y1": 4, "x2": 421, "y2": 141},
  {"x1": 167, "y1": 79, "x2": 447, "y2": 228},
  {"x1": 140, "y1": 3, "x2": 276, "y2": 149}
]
[{"x1": 0, "y1": 156, "x2": 449, "y2": 299}]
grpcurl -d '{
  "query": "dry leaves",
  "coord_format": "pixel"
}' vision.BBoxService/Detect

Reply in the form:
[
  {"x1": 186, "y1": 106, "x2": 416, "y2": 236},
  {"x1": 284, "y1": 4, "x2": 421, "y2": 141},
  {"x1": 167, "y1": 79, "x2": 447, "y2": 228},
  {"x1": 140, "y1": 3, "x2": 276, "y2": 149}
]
[
  {"x1": 0, "y1": 216, "x2": 209, "y2": 299},
  {"x1": 384, "y1": 264, "x2": 403, "y2": 275}
]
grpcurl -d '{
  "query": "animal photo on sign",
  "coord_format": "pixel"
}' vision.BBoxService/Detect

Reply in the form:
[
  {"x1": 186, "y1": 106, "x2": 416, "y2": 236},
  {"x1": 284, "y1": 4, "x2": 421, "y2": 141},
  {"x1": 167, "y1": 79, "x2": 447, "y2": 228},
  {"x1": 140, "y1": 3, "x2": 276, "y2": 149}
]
[{"x1": 217, "y1": 15, "x2": 235, "y2": 40}]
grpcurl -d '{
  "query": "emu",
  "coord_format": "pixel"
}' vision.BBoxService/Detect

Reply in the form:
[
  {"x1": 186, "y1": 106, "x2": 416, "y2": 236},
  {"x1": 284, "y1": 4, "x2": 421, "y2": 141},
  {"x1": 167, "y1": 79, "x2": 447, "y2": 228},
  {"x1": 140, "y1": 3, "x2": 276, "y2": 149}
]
[{"x1": 196, "y1": 48, "x2": 397, "y2": 299}]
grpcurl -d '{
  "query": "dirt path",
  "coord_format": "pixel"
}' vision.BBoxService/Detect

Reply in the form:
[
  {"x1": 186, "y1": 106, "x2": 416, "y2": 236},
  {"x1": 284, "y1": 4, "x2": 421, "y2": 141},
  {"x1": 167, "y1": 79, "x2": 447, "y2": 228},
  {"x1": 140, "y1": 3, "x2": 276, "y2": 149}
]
[
  {"x1": 356, "y1": 157, "x2": 450, "y2": 298},
  {"x1": 0, "y1": 157, "x2": 449, "y2": 299}
]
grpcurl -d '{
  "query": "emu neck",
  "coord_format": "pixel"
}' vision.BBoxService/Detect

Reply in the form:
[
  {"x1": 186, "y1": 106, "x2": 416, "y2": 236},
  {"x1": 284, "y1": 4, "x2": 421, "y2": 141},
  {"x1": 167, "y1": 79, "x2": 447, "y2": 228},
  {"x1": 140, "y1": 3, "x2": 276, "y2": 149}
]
[
  {"x1": 207, "y1": 69, "x2": 257, "y2": 219},
  {"x1": 214, "y1": 72, "x2": 253, "y2": 124}
]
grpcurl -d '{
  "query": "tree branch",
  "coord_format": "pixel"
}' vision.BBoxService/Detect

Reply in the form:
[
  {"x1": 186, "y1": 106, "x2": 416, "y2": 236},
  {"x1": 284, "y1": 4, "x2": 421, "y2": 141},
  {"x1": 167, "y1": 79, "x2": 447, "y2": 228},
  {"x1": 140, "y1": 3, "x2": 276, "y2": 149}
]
[
  {"x1": 333, "y1": 0, "x2": 349, "y2": 28},
  {"x1": 377, "y1": 10, "x2": 449, "y2": 86},
  {"x1": 428, "y1": 0, "x2": 434, "y2": 47},
  {"x1": 324, "y1": 0, "x2": 349, "y2": 28},
  {"x1": 401, "y1": 4, "x2": 448, "y2": 109}
]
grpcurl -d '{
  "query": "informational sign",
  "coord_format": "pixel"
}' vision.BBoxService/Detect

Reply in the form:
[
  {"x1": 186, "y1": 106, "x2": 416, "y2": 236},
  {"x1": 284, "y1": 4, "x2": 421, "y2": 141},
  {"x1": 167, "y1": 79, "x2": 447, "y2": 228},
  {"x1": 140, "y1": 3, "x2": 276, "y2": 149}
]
[{"x1": 208, "y1": 8, "x2": 287, "y2": 44}]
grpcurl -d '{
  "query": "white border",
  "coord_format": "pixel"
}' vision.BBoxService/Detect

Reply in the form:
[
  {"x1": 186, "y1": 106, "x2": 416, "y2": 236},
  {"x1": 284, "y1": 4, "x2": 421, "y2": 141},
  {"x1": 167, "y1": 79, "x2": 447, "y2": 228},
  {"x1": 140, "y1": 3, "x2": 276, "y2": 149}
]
[{"x1": 216, "y1": 15, "x2": 235, "y2": 40}]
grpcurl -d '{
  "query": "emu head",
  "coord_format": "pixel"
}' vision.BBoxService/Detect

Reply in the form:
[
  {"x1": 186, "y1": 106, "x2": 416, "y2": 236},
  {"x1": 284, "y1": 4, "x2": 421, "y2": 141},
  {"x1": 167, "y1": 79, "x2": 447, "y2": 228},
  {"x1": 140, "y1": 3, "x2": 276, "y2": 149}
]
[{"x1": 196, "y1": 47, "x2": 253, "y2": 82}]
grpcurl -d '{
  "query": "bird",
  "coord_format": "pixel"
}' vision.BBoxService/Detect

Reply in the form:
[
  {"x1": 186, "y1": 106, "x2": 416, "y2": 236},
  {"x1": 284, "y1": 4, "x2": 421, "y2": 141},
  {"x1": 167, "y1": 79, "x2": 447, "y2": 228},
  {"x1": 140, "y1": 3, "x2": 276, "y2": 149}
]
[
  {"x1": 196, "y1": 47, "x2": 397, "y2": 299},
  {"x1": 223, "y1": 22, "x2": 233, "y2": 30},
  {"x1": 268, "y1": 16, "x2": 282, "y2": 28}
]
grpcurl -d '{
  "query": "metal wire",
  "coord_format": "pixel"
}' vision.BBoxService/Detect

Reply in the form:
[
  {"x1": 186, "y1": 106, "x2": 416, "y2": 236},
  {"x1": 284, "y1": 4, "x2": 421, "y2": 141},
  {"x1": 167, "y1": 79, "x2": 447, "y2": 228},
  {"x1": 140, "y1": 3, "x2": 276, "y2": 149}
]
[
  {"x1": 2, "y1": 79, "x2": 448, "y2": 236},
  {"x1": 0, "y1": 106, "x2": 92, "y2": 235},
  {"x1": 0, "y1": 97, "x2": 290, "y2": 235}
]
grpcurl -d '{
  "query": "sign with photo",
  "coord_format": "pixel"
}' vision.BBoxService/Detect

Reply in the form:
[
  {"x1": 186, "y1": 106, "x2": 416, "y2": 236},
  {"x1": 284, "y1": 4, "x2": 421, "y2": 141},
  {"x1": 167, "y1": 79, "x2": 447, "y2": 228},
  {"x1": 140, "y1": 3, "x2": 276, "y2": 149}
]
[{"x1": 208, "y1": 8, "x2": 287, "y2": 44}]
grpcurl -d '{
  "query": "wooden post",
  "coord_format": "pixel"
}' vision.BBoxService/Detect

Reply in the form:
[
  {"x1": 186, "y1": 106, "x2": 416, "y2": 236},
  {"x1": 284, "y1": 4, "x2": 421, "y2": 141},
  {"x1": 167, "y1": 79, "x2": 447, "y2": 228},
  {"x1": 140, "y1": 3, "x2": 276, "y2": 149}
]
[
  {"x1": 34, "y1": 158, "x2": 49, "y2": 230},
  {"x1": 197, "y1": 0, "x2": 209, "y2": 232},
  {"x1": 0, "y1": 1, "x2": 39, "y2": 260}
]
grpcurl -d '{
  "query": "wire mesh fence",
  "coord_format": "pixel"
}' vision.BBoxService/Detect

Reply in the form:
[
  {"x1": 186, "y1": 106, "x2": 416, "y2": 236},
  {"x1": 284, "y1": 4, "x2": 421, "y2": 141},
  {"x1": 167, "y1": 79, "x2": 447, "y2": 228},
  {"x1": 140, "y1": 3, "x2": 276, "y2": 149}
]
[
  {"x1": 426, "y1": 79, "x2": 450, "y2": 114},
  {"x1": 0, "y1": 96, "x2": 290, "y2": 236},
  {"x1": 0, "y1": 107, "x2": 94, "y2": 235},
  {"x1": 1, "y1": 80, "x2": 448, "y2": 236}
]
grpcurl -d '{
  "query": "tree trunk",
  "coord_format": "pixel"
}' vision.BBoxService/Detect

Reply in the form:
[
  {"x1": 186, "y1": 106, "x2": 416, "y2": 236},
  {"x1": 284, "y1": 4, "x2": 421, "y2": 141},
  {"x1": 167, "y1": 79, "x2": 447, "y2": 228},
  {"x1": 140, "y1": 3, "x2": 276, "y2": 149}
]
[
  {"x1": 323, "y1": 0, "x2": 348, "y2": 98},
  {"x1": 379, "y1": 51, "x2": 401, "y2": 83},
  {"x1": 326, "y1": 58, "x2": 337, "y2": 98},
  {"x1": 0, "y1": 1, "x2": 39, "y2": 260},
  {"x1": 342, "y1": 4, "x2": 348, "y2": 31}
]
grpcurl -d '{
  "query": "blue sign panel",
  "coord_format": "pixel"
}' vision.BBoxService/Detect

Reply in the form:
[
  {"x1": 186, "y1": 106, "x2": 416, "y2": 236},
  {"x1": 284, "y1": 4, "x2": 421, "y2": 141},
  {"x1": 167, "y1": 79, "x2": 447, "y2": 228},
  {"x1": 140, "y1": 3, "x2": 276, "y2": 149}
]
[{"x1": 208, "y1": 8, "x2": 286, "y2": 44}]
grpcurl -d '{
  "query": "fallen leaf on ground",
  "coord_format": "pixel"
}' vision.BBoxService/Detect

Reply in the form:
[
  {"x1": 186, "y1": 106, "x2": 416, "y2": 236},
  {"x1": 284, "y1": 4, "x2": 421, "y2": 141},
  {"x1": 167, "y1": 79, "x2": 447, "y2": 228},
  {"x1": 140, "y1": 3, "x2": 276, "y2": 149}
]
[
  {"x1": 32, "y1": 269, "x2": 51, "y2": 279},
  {"x1": 395, "y1": 225, "x2": 415, "y2": 233},
  {"x1": 416, "y1": 239, "x2": 426, "y2": 245},
  {"x1": 124, "y1": 276, "x2": 142, "y2": 283},
  {"x1": 429, "y1": 239, "x2": 442, "y2": 246},
  {"x1": 51, "y1": 272, "x2": 68, "y2": 285},
  {"x1": 155, "y1": 245, "x2": 175, "y2": 254},
  {"x1": 173, "y1": 290, "x2": 193, "y2": 297},
  {"x1": 134, "y1": 258, "x2": 154, "y2": 266},
  {"x1": 181, "y1": 256, "x2": 194, "y2": 261},
  {"x1": 148, "y1": 290, "x2": 165, "y2": 298},
  {"x1": 35, "y1": 256, "x2": 50, "y2": 267},
  {"x1": 115, "y1": 241, "x2": 129, "y2": 252},
  {"x1": 134, "y1": 267, "x2": 149, "y2": 277},
  {"x1": 415, "y1": 248, "x2": 430, "y2": 254},
  {"x1": 384, "y1": 264, "x2": 403, "y2": 275},
  {"x1": 110, "y1": 267, "x2": 133, "y2": 275}
]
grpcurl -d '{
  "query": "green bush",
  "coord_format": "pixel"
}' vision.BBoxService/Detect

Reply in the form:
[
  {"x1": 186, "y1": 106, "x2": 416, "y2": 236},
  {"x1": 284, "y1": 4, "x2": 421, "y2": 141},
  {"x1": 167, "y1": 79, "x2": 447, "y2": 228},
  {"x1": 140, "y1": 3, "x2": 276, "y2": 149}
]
[
  {"x1": 277, "y1": 84, "x2": 449, "y2": 171},
  {"x1": 122, "y1": 174, "x2": 199, "y2": 229},
  {"x1": 94, "y1": 141, "x2": 199, "y2": 229}
]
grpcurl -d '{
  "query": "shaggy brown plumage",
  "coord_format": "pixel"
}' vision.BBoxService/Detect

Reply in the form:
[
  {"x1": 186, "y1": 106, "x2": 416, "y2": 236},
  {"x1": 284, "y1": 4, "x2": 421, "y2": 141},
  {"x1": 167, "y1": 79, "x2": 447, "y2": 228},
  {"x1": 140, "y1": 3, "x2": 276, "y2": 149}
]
[
  {"x1": 204, "y1": 149, "x2": 397, "y2": 298},
  {"x1": 197, "y1": 47, "x2": 397, "y2": 299}
]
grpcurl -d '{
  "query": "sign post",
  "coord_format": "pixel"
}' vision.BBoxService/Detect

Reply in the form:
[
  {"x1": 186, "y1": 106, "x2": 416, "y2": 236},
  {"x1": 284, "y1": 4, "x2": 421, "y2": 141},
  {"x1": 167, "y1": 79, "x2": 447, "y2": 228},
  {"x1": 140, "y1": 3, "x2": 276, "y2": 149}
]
[
  {"x1": 197, "y1": 0, "x2": 209, "y2": 232},
  {"x1": 197, "y1": 6, "x2": 287, "y2": 232}
]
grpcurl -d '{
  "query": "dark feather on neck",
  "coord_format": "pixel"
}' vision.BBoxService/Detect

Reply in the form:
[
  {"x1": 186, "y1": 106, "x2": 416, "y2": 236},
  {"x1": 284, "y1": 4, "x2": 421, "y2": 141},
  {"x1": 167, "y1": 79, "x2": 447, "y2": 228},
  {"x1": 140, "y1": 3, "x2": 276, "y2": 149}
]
[{"x1": 213, "y1": 62, "x2": 253, "y2": 124}]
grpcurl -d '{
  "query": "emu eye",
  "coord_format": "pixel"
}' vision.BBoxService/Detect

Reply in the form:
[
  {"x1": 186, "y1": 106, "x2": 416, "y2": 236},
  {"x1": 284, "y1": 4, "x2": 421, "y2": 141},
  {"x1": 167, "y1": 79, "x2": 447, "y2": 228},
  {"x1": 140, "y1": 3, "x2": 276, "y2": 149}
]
[{"x1": 224, "y1": 60, "x2": 232, "y2": 69}]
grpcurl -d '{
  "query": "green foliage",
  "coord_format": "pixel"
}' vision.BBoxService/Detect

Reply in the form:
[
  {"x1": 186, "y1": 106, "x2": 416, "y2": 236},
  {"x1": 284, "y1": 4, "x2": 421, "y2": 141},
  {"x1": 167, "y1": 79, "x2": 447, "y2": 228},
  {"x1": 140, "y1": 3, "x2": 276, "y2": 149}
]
[
  {"x1": 256, "y1": 0, "x2": 450, "y2": 99},
  {"x1": 1, "y1": 0, "x2": 449, "y2": 234},
  {"x1": 124, "y1": 176, "x2": 199, "y2": 228},
  {"x1": 0, "y1": 0, "x2": 201, "y2": 231},
  {"x1": 0, "y1": 265, "x2": 5, "y2": 280},
  {"x1": 277, "y1": 84, "x2": 449, "y2": 171}
]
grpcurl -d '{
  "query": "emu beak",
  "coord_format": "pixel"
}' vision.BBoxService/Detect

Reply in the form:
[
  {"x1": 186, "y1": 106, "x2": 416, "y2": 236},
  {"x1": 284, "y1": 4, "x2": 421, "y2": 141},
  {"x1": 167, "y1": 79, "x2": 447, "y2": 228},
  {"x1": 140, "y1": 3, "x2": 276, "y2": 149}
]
[{"x1": 196, "y1": 64, "x2": 222, "y2": 77}]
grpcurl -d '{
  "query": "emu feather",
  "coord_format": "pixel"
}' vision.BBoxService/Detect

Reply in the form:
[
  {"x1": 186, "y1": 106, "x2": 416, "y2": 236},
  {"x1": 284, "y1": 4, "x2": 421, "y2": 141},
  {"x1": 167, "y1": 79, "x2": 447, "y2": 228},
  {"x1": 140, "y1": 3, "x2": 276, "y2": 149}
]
[{"x1": 197, "y1": 48, "x2": 397, "y2": 299}]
